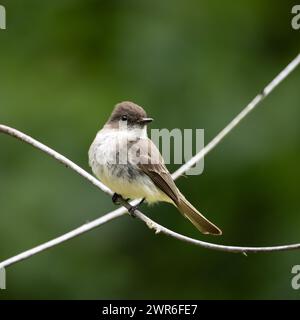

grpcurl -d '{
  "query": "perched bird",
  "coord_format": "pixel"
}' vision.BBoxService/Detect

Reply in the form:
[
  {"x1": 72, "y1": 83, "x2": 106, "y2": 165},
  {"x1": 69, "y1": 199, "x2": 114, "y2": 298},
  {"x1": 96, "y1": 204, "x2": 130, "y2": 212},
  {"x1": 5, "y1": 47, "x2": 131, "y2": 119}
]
[{"x1": 89, "y1": 101, "x2": 222, "y2": 235}]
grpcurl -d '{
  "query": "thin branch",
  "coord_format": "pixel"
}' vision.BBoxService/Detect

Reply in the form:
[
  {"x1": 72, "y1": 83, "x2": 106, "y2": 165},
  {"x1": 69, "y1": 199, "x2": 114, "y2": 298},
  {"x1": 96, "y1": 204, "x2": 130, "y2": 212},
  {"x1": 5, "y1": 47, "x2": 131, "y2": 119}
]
[
  {"x1": 0, "y1": 125, "x2": 114, "y2": 197},
  {"x1": 0, "y1": 207, "x2": 126, "y2": 268},
  {"x1": 173, "y1": 53, "x2": 300, "y2": 179},
  {"x1": 0, "y1": 53, "x2": 300, "y2": 269}
]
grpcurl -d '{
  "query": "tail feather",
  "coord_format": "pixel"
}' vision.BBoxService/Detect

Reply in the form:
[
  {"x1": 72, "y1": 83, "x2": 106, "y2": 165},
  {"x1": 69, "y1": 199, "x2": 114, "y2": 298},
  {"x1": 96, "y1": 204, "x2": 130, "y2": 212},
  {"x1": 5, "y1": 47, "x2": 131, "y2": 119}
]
[{"x1": 176, "y1": 196, "x2": 222, "y2": 235}]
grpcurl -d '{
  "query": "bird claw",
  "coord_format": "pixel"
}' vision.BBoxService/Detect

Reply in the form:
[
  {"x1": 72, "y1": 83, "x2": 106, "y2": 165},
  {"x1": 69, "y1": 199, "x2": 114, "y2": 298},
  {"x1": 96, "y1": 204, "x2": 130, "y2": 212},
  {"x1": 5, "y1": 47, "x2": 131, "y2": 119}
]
[
  {"x1": 128, "y1": 198, "x2": 146, "y2": 218},
  {"x1": 128, "y1": 205, "x2": 138, "y2": 218},
  {"x1": 112, "y1": 193, "x2": 122, "y2": 205},
  {"x1": 112, "y1": 194, "x2": 145, "y2": 218}
]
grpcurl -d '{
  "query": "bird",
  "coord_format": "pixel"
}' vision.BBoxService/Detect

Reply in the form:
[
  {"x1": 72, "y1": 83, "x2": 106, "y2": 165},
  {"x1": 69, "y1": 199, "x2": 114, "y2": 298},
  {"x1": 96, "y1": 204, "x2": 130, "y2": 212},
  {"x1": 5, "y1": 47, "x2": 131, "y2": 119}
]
[{"x1": 89, "y1": 101, "x2": 222, "y2": 235}]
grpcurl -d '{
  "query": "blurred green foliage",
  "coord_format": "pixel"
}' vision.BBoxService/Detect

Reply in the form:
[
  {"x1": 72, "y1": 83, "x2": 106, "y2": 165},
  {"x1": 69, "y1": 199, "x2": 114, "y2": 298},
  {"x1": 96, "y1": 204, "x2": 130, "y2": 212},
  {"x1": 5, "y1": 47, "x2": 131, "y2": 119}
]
[{"x1": 0, "y1": 0, "x2": 300, "y2": 299}]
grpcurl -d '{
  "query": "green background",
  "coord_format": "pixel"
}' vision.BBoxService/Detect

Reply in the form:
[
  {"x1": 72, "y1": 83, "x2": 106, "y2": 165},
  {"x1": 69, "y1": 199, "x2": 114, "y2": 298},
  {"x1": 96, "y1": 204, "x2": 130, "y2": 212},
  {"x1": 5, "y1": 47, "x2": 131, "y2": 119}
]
[{"x1": 0, "y1": 1, "x2": 300, "y2": 299}]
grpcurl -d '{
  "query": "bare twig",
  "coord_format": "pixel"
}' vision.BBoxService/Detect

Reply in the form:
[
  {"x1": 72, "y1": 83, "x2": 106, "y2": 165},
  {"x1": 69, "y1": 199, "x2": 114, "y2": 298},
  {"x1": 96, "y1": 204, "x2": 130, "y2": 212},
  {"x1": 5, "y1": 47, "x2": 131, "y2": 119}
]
[
  {"x1": 173, "y1": 53, "x2": 300, "y2": 179},
  {"x1": 0, "y1": 53, "x2": 300, "y2": 269}
]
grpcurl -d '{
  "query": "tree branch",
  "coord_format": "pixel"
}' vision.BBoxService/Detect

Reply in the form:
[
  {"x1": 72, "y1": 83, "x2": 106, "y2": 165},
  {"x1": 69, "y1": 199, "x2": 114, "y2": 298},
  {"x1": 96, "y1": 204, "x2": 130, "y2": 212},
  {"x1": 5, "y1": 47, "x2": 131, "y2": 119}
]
[{"x1": 0, "y1": 53, "x2": 300, "y2": 268}]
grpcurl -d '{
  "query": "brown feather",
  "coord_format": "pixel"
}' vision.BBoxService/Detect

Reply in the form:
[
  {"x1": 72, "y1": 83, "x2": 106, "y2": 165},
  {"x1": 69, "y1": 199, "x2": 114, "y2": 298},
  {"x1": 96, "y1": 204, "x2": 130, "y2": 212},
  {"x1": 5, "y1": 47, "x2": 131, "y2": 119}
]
[{"x1": 137, "y1": 139, "x2": 222, "y2": 235}]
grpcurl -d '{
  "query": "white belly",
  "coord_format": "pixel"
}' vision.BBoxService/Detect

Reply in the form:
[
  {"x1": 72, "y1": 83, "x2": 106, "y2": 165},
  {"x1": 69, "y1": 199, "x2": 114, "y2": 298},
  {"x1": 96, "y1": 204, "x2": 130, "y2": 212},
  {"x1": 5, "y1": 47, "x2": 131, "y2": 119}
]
[{"x1": 88, "y1": 129, "x2": 171, "y2": 204}]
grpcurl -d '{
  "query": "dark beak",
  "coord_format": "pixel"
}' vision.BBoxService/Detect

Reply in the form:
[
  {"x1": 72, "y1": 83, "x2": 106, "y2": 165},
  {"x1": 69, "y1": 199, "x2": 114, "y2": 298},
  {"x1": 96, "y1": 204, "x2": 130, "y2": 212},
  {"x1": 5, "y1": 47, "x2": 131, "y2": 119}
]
[{"x1": 139, "y1": 117, "x2": 153, "y2": 124}]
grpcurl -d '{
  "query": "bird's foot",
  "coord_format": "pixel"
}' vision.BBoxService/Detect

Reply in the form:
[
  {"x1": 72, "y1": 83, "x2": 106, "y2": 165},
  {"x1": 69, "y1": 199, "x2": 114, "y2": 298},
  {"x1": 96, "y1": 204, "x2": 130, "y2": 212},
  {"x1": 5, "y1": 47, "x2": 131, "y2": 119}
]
[
  {"x1": 128, "y1": 198, "x2": 146, "y2": 218},
  {"x1": 112, "y1": 193, "x2": 122, "y2": 205},
  {"x1": 113, "y1": 194, "x2": 145, "y2": 218}
]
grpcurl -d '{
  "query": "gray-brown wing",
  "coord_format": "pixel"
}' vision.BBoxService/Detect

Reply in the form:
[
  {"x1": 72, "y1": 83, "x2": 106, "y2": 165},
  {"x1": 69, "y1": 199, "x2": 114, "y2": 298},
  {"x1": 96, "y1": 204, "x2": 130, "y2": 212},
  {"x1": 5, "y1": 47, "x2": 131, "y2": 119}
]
[{"x1": 136, "y1": 139, "x2": 180, "y2": 204}]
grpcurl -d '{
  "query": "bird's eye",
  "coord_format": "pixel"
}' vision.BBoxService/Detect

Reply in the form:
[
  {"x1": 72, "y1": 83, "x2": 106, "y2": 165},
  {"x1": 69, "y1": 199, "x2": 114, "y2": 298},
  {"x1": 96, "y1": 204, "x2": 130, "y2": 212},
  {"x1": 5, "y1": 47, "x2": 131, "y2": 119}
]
[{"x1": 121, "y1": 115, "x2": 128, "y2": 121}]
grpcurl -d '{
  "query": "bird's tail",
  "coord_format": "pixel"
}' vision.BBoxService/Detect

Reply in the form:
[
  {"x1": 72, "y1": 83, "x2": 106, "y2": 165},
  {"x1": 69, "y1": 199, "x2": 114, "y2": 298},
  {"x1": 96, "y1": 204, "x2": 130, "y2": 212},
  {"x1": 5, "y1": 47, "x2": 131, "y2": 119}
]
[{"x1": 176, "y1": 194, "x2": 222, "y2": 235}]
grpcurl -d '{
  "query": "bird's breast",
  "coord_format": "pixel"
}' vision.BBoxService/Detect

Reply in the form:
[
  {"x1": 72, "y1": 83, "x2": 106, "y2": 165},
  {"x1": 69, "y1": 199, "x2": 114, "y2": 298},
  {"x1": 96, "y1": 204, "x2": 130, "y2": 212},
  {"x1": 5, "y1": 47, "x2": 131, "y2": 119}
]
[{"x1": 88, "y1": 130, "x2": 171, "y2": 203}]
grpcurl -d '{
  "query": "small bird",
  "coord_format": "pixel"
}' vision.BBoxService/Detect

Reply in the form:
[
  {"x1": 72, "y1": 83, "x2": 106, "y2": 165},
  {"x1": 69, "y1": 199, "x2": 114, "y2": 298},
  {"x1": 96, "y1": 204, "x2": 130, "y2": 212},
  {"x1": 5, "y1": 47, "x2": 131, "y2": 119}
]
[{"x1": 89, "y1": 101, "x2": 222, "y2": 235}]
